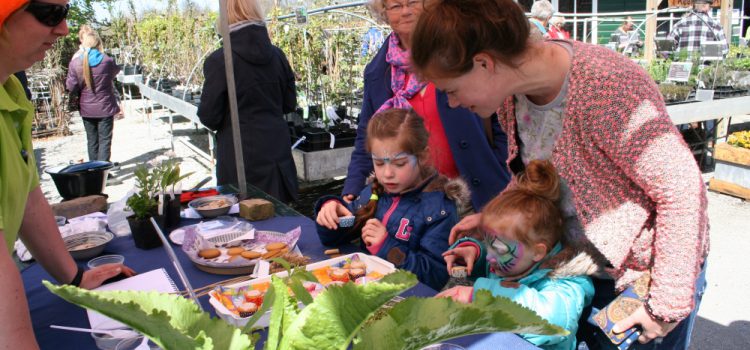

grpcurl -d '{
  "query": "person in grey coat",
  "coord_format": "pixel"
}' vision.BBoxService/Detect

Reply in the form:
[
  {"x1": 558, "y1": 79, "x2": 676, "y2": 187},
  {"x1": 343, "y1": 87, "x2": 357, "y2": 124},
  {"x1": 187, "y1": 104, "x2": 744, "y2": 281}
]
[{"x1": 197, "y1": 0, "x2": 298, "y2": 203}]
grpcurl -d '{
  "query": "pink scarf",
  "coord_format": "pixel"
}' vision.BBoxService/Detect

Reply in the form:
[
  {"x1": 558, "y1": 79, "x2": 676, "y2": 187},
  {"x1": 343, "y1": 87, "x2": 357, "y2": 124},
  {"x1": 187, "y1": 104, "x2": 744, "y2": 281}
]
[{"x1": 376, "y1": 34, "x2": 427, "y2": 113}]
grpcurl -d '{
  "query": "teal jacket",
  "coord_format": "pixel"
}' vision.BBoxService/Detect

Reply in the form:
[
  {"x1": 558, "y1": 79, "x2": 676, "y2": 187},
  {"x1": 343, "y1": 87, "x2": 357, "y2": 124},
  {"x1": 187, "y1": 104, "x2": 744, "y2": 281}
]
[{"x1": 453, "y1": 238, "x2": 595, "y2": 350}]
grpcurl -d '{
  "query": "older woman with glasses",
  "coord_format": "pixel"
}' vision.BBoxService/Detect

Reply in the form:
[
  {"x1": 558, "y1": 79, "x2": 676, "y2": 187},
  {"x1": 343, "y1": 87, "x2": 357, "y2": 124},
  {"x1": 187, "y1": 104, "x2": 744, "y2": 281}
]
[
  {"x1": 0, "y1": 1, "x2": 134, "y2": 347},
  {"x1": 341, "y1": 0, "x2": 510, "y2": 214}
]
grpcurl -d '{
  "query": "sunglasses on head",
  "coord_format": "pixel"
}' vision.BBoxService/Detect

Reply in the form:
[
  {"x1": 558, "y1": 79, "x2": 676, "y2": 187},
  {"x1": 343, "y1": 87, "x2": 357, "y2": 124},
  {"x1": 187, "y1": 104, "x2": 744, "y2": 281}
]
[{"x1": 25, "y1": 1, "x2": 70, "y2": 27}]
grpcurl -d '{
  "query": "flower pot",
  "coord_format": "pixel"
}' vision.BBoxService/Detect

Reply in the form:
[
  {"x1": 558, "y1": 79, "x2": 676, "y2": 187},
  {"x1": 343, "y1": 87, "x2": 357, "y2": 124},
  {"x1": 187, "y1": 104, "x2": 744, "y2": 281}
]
[
  {"x1": 127, "y1": 215, "x2": 163, "y2": 250},
  {"x1": 162, "y1": 195, "x2": 182, "y2": 230}
]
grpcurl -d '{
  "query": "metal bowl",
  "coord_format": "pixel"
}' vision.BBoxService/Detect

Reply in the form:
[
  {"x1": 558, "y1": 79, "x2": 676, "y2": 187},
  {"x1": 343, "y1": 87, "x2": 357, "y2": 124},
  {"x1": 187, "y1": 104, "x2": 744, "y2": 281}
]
[
  {"x1": 188, "y1": 195, "x2": 238, "y2": 219},
  {"x1": 64, "y1": 231, "x2": 115, "y2": 260}
]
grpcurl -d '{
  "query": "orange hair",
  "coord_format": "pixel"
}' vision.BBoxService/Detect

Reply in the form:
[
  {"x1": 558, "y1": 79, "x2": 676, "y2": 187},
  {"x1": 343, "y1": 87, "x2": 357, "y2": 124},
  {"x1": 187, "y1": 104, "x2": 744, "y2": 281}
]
[{"x1": 481, "y1": 160, "x2": 563, "y2": 249}]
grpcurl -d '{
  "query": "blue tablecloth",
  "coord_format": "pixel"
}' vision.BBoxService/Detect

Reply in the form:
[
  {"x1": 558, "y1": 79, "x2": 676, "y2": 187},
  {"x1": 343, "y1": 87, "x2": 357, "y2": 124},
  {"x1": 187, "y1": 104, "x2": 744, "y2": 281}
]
[{"x1": 22, "y1": 215, "x2": 536, "y2": 350}]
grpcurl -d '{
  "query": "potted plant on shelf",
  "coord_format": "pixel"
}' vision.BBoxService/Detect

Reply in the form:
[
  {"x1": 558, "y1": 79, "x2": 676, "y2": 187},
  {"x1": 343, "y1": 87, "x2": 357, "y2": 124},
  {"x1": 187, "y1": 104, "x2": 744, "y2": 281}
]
[
  {"x1": 126, "y1": 165, "x2": 162, "y2": 249},
  {"x1": 45, "y1": 269, "x2": 565, "y2": 350}
]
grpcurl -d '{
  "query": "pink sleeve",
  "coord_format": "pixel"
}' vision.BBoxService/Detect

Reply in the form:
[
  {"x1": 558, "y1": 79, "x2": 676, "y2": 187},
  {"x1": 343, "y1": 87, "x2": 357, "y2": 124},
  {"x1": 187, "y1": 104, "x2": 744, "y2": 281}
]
[
  {"x1": 366, "y1": 239, "x2": 385, "y2": 255},
  {"x1": 587, "y1": 66, "x2": 708, "y2": 322},
  {"x1": 456, "y1": 241, "x2": 481, "y2": 258}
]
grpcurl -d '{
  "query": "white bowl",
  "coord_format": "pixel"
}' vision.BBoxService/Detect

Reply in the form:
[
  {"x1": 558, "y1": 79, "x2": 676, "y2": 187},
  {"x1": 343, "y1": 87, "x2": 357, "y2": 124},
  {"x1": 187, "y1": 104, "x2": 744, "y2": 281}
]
[
  {"x1": 64, "y1": 231, "x2": 114, "y2": 260},
  {"x1": 188, "y1": 195, "x2": 237, "y2": 219}
]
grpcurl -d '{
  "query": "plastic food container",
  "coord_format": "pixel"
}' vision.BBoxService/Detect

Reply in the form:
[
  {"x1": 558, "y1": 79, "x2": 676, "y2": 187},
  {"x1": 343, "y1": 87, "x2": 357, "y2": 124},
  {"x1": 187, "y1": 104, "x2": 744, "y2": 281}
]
[
  {"x1": 91, "y1": 329, "x2": 139, "y2": 350},
  {"x1": 88, "y1": 254, "x2": 125, "y2": 269},
  {"x1": 209, "y1": 253, "x2": 396, "y2": 328}
]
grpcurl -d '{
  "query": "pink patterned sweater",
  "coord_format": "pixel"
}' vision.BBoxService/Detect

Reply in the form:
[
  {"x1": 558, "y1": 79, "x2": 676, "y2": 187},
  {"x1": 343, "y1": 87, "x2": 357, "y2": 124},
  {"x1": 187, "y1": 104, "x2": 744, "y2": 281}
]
[{"x1": 497, "y1": 41, "x2": 709, "y2": 322}]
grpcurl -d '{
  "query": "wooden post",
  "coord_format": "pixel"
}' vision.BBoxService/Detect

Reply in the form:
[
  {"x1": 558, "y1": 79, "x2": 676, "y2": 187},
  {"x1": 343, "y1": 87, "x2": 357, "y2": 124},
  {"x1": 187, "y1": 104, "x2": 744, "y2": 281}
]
[
  {"x1": 645, "y1": 0, "x2": 659, "y2": 61},
  {"x1": 219, "y1": 0, "x2": 248, "y2": 198},
  {"x1": 720, "y1": 0, "x2": 733, "y2": 42}
]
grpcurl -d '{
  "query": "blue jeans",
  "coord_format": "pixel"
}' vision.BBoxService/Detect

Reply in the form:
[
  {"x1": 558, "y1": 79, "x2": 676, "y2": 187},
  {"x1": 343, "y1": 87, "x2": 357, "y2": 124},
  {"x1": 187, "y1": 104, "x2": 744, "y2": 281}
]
[{"x1": 577, "y1": 260, "x2": 707, "y2": 350}]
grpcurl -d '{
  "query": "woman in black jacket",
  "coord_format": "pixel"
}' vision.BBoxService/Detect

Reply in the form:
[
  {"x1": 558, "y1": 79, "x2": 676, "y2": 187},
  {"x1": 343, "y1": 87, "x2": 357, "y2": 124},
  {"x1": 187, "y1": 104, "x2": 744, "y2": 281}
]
[{"x1": 198, "y1": 0, "x2": 298, "y2": 202}]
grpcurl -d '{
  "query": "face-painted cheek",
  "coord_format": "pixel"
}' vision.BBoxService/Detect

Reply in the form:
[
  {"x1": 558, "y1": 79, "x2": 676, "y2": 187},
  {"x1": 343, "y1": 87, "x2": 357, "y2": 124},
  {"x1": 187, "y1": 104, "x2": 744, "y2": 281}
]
[{"x1": 486, "y1": 243, "x2": 524, "y2": 274}]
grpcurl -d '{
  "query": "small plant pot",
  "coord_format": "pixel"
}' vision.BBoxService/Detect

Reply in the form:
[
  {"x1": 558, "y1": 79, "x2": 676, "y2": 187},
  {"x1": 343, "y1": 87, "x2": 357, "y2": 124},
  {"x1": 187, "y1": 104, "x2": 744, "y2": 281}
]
[
  {"x1": 162, "y1": 195, "x2": 182, "y2": 230},
  {"x1": 127, "y1": 215, "x2": 163, "y2": 250}
]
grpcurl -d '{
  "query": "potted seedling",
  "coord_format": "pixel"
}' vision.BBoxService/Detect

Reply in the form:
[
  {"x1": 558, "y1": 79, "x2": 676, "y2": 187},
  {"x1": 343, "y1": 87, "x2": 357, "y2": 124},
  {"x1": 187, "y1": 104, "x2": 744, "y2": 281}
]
[
  {"x1": 154, "y1": 158, "x2": 193, "y2": 229},
  {"x1": 126, "y1": 165, "x2": 162, "y2": 249}
]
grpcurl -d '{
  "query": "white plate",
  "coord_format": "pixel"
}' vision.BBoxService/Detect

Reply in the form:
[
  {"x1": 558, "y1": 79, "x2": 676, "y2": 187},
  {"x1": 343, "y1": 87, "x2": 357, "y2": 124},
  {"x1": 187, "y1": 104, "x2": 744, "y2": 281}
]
[{"x1": 169, "y1": 229, "x2": 185, "y2": 245}]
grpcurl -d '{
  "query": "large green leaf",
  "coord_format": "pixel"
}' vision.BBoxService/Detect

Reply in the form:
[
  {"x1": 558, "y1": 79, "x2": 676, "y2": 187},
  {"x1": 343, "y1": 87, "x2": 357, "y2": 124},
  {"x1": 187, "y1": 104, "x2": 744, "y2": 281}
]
[
  {"x1": 44, "y1": 281, "x2": 252, "y2": 350},
  {"x1": 354, "y1": 289, "x2": 568, "y2": 350},
  {"x1": 265, "y1": 276, "x2": 300, "y2": 350},
  {"x1": 278, "y1": 271, "x2": 418, "y2": 350}
]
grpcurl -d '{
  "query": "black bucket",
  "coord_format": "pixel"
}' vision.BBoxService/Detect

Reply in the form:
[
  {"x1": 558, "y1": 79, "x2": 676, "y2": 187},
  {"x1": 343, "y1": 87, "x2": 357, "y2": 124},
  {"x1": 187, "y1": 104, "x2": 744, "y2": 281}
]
[{"x1": 45, "y1": 161, "x2": 113, "y2": 200}]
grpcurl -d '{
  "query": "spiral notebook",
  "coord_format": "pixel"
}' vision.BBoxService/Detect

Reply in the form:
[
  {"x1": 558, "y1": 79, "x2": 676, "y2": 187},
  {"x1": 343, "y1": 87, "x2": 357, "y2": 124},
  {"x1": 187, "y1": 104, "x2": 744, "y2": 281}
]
[{"x1": 87, "y1": 268, "x2": 179, "y2": 330}]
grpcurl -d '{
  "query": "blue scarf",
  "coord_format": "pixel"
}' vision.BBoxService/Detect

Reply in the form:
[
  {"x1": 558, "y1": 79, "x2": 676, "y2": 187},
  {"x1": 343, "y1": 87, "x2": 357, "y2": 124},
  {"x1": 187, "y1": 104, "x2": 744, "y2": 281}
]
[{"x1": 86, "y1": 48, "x2": 103, "y2": 67}]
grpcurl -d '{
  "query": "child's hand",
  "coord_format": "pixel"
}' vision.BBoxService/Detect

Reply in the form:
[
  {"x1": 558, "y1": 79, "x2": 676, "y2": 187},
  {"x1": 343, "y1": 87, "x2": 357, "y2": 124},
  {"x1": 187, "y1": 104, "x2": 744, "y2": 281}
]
[
  {"x1": 316, "y1": 200, "x2": 353, "y2": 230},
  {"x1": 342, "y1": 194, "x2": 355, "y2": 203},
  {"x1": 361, "y1": 218, "x2": 387, "y2": 247},
  {"x1": 442, "y1": 246, "x2": 478, "y2": 276},
  {"x1": 449, "y1": 213, "x2": 482, "y2": 245},
  {"x1": 435, "y1": 286, "x2": 474, "y2": 303}
]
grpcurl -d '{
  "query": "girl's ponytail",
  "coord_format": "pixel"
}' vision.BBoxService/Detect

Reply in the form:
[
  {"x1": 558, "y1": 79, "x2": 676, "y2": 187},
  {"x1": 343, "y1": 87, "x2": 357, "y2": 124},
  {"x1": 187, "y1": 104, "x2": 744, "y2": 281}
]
[
  {"x1": 82, "y1": 49, "x2": 95, "y2": 93},
  {"x1": 481, "y1": 159, "x2": 563, "y2": 248},
  {"x1": 515, "y1": 160, "x2": 560, "y2": 203}
]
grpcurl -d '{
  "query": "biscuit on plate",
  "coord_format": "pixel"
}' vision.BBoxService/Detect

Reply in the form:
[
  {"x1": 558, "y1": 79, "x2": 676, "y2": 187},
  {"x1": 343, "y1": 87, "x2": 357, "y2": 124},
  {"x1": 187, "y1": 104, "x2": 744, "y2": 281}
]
[
  {"x1": 198, "y1": 248, "x2": 221, "y2": 259},
  {"x1": 227, "y1": 247, "x2": 245, "y2": 256},
  {"x1": 241, "y1": 250, "x2": 262, "y2": 259},
  {"x1": 265, "y1": 242, "x2": 287, "y2": 251}
]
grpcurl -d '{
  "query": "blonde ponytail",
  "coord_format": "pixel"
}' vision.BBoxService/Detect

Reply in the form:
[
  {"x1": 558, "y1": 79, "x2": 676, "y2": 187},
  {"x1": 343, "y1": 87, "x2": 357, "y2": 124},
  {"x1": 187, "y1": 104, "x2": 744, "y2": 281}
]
[{"x1": 80, "y1": 32, "x2": 102, "y2": 93}]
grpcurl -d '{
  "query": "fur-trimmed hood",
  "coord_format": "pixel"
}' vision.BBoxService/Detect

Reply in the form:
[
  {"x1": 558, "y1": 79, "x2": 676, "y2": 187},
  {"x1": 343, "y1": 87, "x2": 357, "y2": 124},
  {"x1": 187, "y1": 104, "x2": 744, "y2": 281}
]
[
  {"x1": 366, "y1": 172, "x2": 473, "y2": 217},
  {"x1": 539, "y1": 243, "x2": 603, "y2": 278}
]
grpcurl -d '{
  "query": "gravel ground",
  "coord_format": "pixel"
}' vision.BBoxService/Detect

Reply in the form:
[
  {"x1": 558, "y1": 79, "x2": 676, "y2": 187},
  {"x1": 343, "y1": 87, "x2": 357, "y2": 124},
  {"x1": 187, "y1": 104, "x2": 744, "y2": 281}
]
[
  {"x1": 32, "y1": 100, "x2": 750, "y2": 349},
  {"x1": 35, "y1": 101, "x2": 217, "y2": 205}
]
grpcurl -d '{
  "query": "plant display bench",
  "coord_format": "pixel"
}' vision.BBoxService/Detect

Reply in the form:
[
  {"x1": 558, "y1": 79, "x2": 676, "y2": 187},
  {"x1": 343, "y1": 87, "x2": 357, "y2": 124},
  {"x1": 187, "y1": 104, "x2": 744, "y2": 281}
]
[{"x1": 709, "y1": 143, "x2": 750, "y2": 201}]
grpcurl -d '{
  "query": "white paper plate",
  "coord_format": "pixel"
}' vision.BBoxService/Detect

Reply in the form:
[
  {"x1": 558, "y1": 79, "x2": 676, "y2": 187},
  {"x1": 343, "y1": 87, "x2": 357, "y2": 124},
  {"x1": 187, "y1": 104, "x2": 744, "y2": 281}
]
[{"x1": 169, "y1": 229, "x2": 185, "y2": 245}]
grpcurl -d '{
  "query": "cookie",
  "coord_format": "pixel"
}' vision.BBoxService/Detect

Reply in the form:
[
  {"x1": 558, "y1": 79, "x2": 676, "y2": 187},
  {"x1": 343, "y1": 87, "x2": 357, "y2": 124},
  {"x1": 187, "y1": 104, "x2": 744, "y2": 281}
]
[
  {"x1": 265, "y1": 242, "x2": 287, "y2": 251},
  {"x1": 241, "y1": 250, "x2": 262, "y2": 259},
  {"x1": 227, "y1": 247, "x2": 245, "y2": 256},
  {"x1": 198, "y1": 248, "x2": 221, "y2": 259}
]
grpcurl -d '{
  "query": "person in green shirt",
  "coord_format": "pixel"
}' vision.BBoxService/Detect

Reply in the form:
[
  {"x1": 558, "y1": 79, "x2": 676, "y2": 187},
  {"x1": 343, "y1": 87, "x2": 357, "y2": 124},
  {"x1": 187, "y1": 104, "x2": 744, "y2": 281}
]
[{"x1": 0, "y1": 1, "x2": 134, "y2": 348}]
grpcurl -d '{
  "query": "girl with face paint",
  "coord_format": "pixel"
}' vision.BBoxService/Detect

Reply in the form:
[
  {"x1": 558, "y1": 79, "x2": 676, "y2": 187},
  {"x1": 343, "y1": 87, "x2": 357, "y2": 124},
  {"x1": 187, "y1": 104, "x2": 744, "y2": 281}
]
[
  {"x1": 315, "y1": 108, "x2": 472, "y2": 290},
  {"x1": 438, "y1": 160, "x2": 595, "y2": 350}
]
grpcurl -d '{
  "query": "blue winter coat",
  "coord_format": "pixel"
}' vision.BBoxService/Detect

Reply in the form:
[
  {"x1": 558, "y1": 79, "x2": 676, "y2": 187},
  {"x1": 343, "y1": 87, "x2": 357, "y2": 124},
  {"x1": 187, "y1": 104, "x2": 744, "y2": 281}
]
[
  {"x1": 453, "y1": 238, "x2": 594, "y2": 350},
  {"x1": 317, "y1": 174, "x2": 470, "y2": 290},
  {"x1": 342, "y1": 34, "x2": 511, "y2": 211}
]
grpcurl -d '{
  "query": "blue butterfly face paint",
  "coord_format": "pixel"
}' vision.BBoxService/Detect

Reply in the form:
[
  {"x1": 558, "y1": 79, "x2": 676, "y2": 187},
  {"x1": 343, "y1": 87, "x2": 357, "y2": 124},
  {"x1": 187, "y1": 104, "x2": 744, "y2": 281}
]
[{"x1": 370, "y1": 152, "x2": 417, "y2": 168}]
